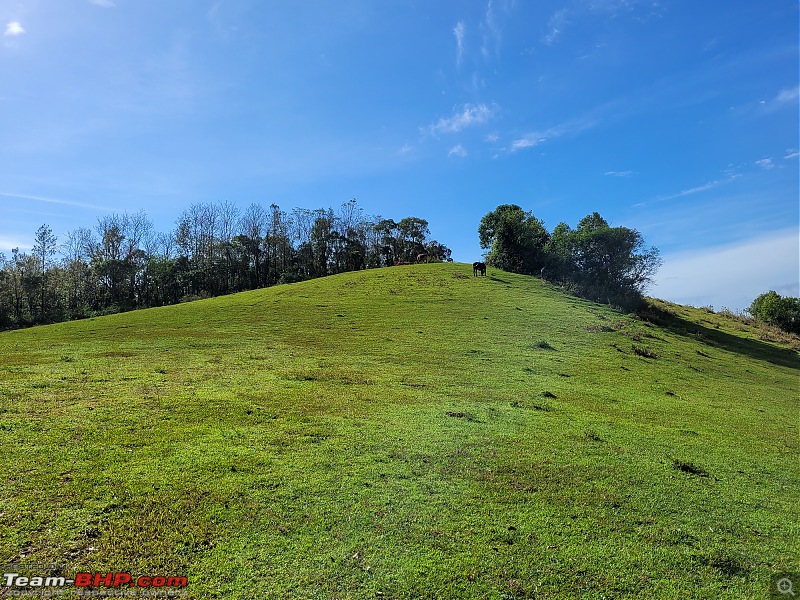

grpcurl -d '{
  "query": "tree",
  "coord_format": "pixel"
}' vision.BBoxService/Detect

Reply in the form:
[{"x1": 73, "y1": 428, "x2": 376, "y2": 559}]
[
  {"x1": 373, "y1": 218, "x2": 399, "y2": 266},
  {"x1": 0, "y1": 253, "x2": 9, "y2": 327},
  {"x1": 5, "y1": 248, "x2": 37, "y2": 324},
  {"x1": 543, "y1": 222, "x2": 573, "y2": 283},
  {"x1": 557, "y1": 213, "x2": 660, "y2": 309},
  {"x1": 478, "y1": 204, "x2": 549, "y2": 274},
  {"x1": 61, "y1": 227, "x2": 93, "y2": 317},
  {"x1": 32, "y1": 224, "x2": 58, "y2": 321},
  {"x1": 478, "y1": 206, "x2": 660, "y2": 310},
  {"x1": 749, "y1": 291, "x2": 800, "y2": 334},
  {"x1": 397, "y1": 217, "x2": 430, "y2": 263},
  {"x1": 308, "y1": 209, "x2": 336, "y2": 277},
  {"x1": 238, "y1": 203, "x2": 268, "y2": 287},
  {"x1": 424, "y1": 240, "x2": 452, "y2": 263},
  {"x1": 121, "y1": 210, "x2": 153, "y2": 306},
  {"x1": 91, "y1": 215, "x2": 129, "y2": 308}
]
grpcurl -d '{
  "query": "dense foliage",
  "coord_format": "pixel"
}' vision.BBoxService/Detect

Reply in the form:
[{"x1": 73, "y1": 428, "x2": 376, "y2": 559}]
[
  {"x1": 0, "y1": 199, "x2": 451, "y2": 329},
  {"x1": 480, "y1": 205, "x2": 661, "y2": 309},
  {"x1": 748, "y1": 290, "x2": 800, "y2": 333}
]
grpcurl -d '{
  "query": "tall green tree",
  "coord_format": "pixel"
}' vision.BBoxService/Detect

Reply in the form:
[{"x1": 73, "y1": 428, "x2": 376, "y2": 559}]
[
  {"x1": 544, "y1": 222, "x2": 573, "y2": 283},
  {"x1": 478, "y1": 204, "x2": 549, "y2": 274},
  {"x1": 397, "y1": 217, "x2": 430, "y2": 263},
  {"x1": 557, "y1": 213, "x2": 660, "y2": 308}
]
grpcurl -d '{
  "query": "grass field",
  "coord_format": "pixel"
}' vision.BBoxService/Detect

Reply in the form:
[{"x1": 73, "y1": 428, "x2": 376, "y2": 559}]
[{"x1": 0, "y1": 263, "x2": 797, "y2": 599}]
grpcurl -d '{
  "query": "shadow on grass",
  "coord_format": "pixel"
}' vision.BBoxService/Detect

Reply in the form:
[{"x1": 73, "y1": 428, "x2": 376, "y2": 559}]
[
  {"x1": 639, "y1": 305, "x2": 800, "y2": 370},
  {"x1": 488, "y1": 276, "x2": 512, "y2": 284}
]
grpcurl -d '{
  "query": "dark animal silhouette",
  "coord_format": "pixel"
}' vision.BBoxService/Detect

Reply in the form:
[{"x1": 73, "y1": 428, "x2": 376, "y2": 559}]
[
  {"x1": 416, "y1": 253, "x2": 428, "y2": 264},
  {"x1": 473, "y1": 261, "x2": 486, "y2": 277}
]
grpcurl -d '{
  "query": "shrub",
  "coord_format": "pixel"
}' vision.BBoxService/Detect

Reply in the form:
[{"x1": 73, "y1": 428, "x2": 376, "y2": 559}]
[{"x1": 748, "y1": 291, "x2": 800, "y2": 334}]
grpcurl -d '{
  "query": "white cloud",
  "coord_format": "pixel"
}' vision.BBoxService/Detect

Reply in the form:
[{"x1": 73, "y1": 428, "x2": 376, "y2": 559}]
[
  {"x1": 677, "y1": 180, "x2": 723, "y2": 195},
  {"x1": 652, "y1": 229, "x2": 800, "y2": 312},
  {"x1": 634, "y1": 174, "x2": 742, "y2": 207},
  {"x1": 543, "y1": 8, "x2": 569, "y2": 45},
  {"x1": 755, "y1": 158, "x2": 774, "y2": 169},
  {"x1": 542, "y1": 1, "x2": 661, "y2": 46},
  {"x1": 397, "y1": 143, "x2": 413, "y2": 155},
  {"x1": 453, "y1": 21, "x2": 465, "y2": 66},
  {"x1": 775, "y1": 86, "x2": 800, "y2": 104},
  {"x1": 481, "y1": 0, "x2": 502, "y2": 58},
  {"x1": 448, "y1": 144, "x2": 467, "y2": 158},
  {"x1": 760, "y1": 86, "x2": 800, "y2": 113},
  {"x1": 4, "y1": 21, "x2": 25, "y2": 36},
  {"x1": 510, "y1": 118, "x2": 597, "y2": 153},
  {"x1": 605, "y1": 170, "x2": 635, "y2": 177},
  {"x1": 511, "y1": 137, "x2": 541, "y2": 151},
  {"x1": 427, "y1": 103, "x2": 493, "y2": 135},
  {"x1": 0, "y1": 191, "x2": 104, "y2": 211},
  {"x1": 544, "y1": 9, "x2": 569, "y2": 44},
  {"x1": 784, "y1": 149, "x2": 799, "y2": 160}
]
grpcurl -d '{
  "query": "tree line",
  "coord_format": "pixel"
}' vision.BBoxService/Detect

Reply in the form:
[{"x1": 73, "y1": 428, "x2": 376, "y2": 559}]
[
  {"x1": 479, "y1": 204, "x2": 662, "y2": 310},
  {"x1": 0, "y1": 199, "x2": 451, "y2": 329}
]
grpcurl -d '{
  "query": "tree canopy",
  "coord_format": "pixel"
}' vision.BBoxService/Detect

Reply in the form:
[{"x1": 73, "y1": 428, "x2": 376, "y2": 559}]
[
  {"x1": 748, "y1": 291, "x2": 800, "y2": 334},
  {"x1": 478, "y1": 204, "x2": 549, "y2": 275},
  {"x1": 480, "y1": 206, "x2": 661, "y2": 310}
]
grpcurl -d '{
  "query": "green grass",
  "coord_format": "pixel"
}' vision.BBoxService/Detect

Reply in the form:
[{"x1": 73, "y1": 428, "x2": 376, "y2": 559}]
[{"x1": 0, "y1": 263, "x2": 797, "y2": 599}]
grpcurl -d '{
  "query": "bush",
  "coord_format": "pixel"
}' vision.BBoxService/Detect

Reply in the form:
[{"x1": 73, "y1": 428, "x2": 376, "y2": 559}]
[{"x1": 748, "y1": 291, "x2": 800, "y2": 334}]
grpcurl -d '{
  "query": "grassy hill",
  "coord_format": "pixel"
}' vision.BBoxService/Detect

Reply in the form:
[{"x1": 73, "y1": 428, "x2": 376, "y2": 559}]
[{"x1": 0, "y1": 262, "x2": 797, "y2": 599}]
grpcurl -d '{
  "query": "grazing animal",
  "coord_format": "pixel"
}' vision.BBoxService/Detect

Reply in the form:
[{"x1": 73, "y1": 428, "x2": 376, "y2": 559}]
[
  {"x1": 416, "y1": 253, "x2": 428, "y2": 264},
  {"x1": 473, "y1": 261, "x2": 486, "y2": 277}
]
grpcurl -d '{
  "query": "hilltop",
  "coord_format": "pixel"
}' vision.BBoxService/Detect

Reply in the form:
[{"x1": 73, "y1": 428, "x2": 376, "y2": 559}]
[{"x1": 0, "y1": 263, "x2": 797, "y2": 599}]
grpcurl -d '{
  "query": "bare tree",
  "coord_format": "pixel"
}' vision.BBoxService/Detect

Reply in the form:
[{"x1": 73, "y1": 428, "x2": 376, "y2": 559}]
[
  {"x1": 217, "y1": 200, "x2": 240, "y2": 292},
  {"x1": 239, "y1": 203, "x2": 268, "y2": 287}
]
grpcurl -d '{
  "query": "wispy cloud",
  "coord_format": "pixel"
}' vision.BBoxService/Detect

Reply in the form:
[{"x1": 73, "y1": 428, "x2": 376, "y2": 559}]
[
  {"x1": 775, "y1": 86, "x2": 800, "y2": 104},
  {"x1": 89, "y1": 0, "x2": 116, "y2": 7},
  {"x1": 397, "y1": 143, "x2": 413, "y2": 155},
  {"x1": 542, "y1": 1, "x2": 662, "y2": 46},
  {"x1": 605, "y1": 170, "x2": 635, "y2": 177},
  {"x1": 677, "y1": 180, "x2": 728, "y2": 195},
  {"x1": 511, "y1": 137, "x2": 542, "y2": 151},
  {"x1": 510, "y1": 118, "x2": 598, "y2": 152},
  {"x1": 760, "y1": 86, "x2": 800, "y2": 112},
  {"x1": 453, "y1": 21, "x2": 466, "y2": 66},
  {"x1": 481, "y1": 0, "x2": 502, "y2": 59},
  {"x1": 543, "y1": 9, "x2": 569, "y2": 45},
  {"x1": 755, "y1": 158, "x2": 774, "y2": 170},
  {"x1": 785, "y1": 149, "x2": 800, "y2": 160},
  {"x1": 0, "y1": 192, "x2": 104, "y2": 211},
  {"x1": 448, "y1": 144, "x2": 468, "y2": 158},
  {"x1": 426, "y1": 103, "x2": 494, "y2": 135},
  {"x1": 4, "y1": 21, "x2": 25, "y2": 36},
  {"x1": 633, "y1": 174, "x2": 742, "y2": 207}
]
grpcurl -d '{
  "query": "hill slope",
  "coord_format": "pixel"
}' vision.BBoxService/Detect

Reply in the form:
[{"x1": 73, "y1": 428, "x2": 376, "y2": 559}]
[{"x1": 0, "y1": 263, "x2": 797, "y2": 599}]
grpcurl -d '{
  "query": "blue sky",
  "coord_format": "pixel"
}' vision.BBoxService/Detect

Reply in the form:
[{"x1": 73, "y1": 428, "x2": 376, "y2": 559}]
[{"x1": 1, "y1": 0, "x2": 797, "y2": 311}]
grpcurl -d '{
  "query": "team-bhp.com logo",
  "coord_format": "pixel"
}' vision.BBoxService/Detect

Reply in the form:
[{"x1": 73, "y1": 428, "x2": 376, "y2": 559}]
[{"x1": 3, "y1": 571, "x2": 187, "y2": 595}]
